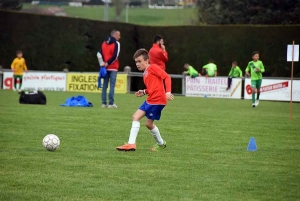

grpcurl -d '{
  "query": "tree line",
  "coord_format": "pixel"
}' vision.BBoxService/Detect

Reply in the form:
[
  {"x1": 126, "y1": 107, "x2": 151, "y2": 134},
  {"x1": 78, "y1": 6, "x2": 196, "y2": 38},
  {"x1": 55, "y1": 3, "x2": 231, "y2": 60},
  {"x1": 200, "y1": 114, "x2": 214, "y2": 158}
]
[{"x1": 197, "y1": 0, "x2": 300, "y2": 24}]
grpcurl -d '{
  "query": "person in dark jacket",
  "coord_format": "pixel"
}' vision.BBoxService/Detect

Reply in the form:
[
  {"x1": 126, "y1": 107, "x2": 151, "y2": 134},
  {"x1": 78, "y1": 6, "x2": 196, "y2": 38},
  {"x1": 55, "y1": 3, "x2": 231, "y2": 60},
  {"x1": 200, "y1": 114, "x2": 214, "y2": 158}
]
[{"x1": 98, "y1": 30, "x2": 121, "y2": 108}]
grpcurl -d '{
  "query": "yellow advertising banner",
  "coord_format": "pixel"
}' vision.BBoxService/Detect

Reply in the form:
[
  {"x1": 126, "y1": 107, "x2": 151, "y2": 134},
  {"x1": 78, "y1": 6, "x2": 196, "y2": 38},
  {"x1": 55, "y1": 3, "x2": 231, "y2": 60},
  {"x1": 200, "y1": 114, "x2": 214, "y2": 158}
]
[{"x1": 67, "y1": 73, "x2": 127, "y2": 93}]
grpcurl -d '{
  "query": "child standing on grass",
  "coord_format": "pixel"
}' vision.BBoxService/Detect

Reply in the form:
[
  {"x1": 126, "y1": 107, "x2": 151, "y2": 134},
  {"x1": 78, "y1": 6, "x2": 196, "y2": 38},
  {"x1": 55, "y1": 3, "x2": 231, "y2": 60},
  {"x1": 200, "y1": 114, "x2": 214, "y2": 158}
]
[
  {"x1": 183, "y1": 63, "x2": 200, "y2": 78},
  {"x1": 226, "y1": 61, "x2": 243, "y2": 90},
  {"x1": 116, "y1": 49, "x2": 174, "y2": 152},
  {"x1": 245, "y1": 51, "x2": 265, "y2": 108},
  {"x1": 11, "y1": 50, "x2": 28, "y2": 92}
]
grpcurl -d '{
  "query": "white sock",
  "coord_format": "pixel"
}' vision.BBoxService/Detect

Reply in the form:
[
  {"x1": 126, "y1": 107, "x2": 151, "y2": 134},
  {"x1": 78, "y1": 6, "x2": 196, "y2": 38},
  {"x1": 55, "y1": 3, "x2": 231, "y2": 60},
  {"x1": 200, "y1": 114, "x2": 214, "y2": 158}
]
[
  {"x1": 128, "y1": 121, "x2": 140, "y2": 144},
  {"x1": 150, "y1": 126, "x2": 164, "y2": 145}
]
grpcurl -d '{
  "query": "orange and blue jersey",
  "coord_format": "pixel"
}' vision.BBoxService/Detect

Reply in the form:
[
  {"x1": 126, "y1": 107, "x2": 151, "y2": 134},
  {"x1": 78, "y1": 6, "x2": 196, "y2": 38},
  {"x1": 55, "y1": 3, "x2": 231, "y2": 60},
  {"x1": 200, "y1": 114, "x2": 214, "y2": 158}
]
[{"x1": 143, "y1": 64, "x2": 172, "y2": 105}]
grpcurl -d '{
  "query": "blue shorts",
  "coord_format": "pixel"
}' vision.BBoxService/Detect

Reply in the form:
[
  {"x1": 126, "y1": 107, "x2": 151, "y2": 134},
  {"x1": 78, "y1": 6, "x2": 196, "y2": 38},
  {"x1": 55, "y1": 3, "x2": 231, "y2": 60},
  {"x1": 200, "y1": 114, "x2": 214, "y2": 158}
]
[{"x1": 139, "y1": 101, "x2": 165, "y2": 120}]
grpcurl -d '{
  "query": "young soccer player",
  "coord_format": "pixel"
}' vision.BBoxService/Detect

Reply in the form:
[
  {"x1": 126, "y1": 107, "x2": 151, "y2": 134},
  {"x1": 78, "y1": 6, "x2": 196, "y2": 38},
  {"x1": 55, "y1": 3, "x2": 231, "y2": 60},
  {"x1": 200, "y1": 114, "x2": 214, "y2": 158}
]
[
  {"x1": 183, "y1": 63, "x2": 200, "y2": 78},
  {"x1": 116, "y1": 48, "x2": 174, "y2": 152},
  {"x1": 11, "y1": 50, "x2": 28, "y2": 91},
  {"x1": 245, "y1": 51, "x2": 265, "y2": 108},
  {"x1": 202, "y1": 59, "x2": 217, "y2": 77},
  {"x1": 226, "y1": 61, "x2": 243, "y2": 90}
]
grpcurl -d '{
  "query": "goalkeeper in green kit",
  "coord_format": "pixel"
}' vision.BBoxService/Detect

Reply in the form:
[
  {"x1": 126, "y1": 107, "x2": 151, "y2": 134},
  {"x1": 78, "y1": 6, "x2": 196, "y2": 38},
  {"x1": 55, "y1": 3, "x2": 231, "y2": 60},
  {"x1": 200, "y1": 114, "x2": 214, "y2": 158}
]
[{"x1": 245, "y1": 51, "x2": 265, "y2": 108}]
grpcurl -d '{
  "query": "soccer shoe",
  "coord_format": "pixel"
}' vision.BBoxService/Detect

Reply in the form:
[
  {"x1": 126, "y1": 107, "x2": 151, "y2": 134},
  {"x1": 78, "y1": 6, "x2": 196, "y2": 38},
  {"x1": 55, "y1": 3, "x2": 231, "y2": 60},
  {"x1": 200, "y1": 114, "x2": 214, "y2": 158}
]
[
  {"x1": 151, "y1": 141, "x2": 167, "y2": 152},
  {"x1": 108, "y1": 104, "x2": 118, "y2": 108},
  {"x1": 255, "y1": 100, "x2": 260, "y2": 106},
  {"x1": 252, "y1": 103, "x2": 256, "y2": 108},
  {"x1": 102, "y1": 104, "x2": 107, "y2": 108},
  {"x1": 116, "y1": 143, "x2": 136, "y2": 151}
]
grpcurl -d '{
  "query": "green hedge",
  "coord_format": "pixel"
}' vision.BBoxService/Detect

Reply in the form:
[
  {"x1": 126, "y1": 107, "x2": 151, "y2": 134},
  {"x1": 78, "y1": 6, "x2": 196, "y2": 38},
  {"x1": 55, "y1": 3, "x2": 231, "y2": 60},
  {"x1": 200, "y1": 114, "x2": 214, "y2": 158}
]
[
  {"x1": 136, "y1": 25, "x2": 300, "y2": 77},
  {"x1": 0, "y1": 10, "x2": 137, "y2": 73},
  {"x1": 1, "y1": 10, "x2": 300, "y2": 92}
]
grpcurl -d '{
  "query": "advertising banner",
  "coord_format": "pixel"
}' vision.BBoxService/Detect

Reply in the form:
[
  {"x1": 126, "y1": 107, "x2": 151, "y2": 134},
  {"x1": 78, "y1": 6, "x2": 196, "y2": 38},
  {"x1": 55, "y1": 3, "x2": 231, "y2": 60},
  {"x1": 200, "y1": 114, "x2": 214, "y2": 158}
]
[
  {"x1": 66, "y1": 73, "x2": 127, "y2": 93},
  {"x1": 244, "y1": 79, "x2": 300, "y2": 102},
  {"x1": 185, "y1": 77, "x2": 242, "y2": 99},
  {"x1": 3, "y1": 72, "x2": 66, "y2": 91}
]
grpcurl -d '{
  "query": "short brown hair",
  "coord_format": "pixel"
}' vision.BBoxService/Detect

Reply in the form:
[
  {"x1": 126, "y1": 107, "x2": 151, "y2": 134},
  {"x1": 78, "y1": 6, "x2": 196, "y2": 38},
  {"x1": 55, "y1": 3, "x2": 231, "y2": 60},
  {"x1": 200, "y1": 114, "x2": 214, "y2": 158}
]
[
  {"x1": 133, "y1": 48, "x2": 149, "y2": 60},
  {"x1": 232, "y1": 61, "x2": 238, "y2": 65},
  {"x1": 252, "y1": 51, "x2": 259, "y2": 56},
  {"x1": 16, "y1": 50, "x2": 22, "y2": 54}
]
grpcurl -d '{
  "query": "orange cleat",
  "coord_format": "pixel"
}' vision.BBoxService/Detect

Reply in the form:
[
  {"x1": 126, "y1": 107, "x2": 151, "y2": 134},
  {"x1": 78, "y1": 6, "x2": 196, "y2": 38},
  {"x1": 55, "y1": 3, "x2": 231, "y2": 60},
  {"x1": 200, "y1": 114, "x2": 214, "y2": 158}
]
[{"x1": 116, "y1": 143, "x2": 136, "y2": 151}]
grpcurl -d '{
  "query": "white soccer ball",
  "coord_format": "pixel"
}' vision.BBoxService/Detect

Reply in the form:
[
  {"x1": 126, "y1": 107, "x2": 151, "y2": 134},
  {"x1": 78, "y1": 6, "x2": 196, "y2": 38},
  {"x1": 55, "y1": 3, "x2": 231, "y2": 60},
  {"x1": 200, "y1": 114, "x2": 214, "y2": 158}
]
[{"x1": 42, "y1": 134, "x2": 60, "y2": 151}]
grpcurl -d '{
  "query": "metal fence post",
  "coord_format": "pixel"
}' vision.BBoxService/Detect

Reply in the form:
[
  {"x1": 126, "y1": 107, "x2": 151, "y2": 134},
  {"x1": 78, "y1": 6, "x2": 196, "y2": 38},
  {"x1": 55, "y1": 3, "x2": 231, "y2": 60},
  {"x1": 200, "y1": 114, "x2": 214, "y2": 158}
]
[
  {"x1": 124, "y1": 66, "x2": 131, "y2": 93},
  {"x1": 181, "y1": 72, "x2": 186, "y2": 96}
]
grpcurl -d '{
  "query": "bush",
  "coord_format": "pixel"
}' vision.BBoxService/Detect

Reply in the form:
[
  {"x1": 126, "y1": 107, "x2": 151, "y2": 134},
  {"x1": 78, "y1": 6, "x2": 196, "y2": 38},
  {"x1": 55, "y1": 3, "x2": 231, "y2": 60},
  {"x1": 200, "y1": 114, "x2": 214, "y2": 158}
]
[{"x1": 0, "y1": 0, "x2": 22, "y2": 10}]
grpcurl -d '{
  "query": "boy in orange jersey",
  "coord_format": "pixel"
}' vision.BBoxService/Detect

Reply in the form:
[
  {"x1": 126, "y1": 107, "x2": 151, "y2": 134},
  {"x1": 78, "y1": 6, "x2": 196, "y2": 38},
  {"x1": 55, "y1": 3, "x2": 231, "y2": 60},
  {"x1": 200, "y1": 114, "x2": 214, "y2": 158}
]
[
  {"x1": 11, "y1": 50, "x2": 28, "y2": 91},
  {"x1": 116, "y1": 49, "x2": 174, "y2": 152}
]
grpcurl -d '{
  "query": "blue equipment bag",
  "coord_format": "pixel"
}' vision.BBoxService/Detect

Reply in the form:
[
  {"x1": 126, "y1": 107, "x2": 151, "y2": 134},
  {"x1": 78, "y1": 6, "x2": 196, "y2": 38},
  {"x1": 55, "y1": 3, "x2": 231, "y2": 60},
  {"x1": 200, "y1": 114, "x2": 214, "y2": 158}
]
[{"x1": 60, "y1": 95, "x2": 93, "y2": 107}]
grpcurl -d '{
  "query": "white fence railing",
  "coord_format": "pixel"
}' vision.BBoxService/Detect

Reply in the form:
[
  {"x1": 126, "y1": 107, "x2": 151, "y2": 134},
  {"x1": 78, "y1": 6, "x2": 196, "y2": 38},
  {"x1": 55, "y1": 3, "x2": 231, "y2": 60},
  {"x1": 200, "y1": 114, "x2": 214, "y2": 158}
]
[{"x1": 1, "y1": 67, "x2": 299, "y2": 102}]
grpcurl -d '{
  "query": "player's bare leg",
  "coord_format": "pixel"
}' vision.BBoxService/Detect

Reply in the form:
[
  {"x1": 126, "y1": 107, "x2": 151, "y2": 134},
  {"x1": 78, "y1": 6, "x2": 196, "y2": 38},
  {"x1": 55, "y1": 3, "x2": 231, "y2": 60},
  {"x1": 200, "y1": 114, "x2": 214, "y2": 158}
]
[
  {"x1": 116, "y1": 109, "x2": 145, "y2": 151},
  {"x1": 255, "y1": 88, "x2": 260, "y2": 106},
  {"x1": 145, "y1": 119, "x2": 166, "y2": 152},
  {"x1": 252, "y1": 88, "x2": 257, "y2": 108}
]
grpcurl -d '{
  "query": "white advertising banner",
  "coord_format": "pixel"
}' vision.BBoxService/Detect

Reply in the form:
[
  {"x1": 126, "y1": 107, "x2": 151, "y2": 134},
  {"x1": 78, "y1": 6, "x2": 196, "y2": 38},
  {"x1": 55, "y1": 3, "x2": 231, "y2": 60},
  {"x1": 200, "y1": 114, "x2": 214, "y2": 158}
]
[
  {"x1": 244, "y1": 78, "x2": 300, "y2": 102},
  {"x1": 185, "y1": 77, "x2": 242, "y2": 99},
  {"x1": 3, "y1": 72, "x2": 67, "y2": 91}
]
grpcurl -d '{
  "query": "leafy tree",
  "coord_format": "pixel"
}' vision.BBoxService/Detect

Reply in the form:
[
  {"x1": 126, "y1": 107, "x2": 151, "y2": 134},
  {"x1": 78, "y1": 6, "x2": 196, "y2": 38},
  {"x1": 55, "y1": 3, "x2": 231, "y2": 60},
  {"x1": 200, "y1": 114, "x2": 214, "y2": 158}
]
[
  {"x1": 197, "y1": 0, "x2": 300, "y2": 24},
  {"x1": 0, "y1": 0, "x2": 22, "y2": 10}
]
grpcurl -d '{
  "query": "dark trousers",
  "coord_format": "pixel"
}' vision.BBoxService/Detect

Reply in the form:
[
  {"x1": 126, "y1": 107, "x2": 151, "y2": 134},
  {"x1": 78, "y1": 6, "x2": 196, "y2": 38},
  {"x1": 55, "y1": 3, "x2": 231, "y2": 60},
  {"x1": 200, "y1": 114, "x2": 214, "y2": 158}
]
[{"x1": 227, "y1": 77, "x2": 233, "y2": 88}]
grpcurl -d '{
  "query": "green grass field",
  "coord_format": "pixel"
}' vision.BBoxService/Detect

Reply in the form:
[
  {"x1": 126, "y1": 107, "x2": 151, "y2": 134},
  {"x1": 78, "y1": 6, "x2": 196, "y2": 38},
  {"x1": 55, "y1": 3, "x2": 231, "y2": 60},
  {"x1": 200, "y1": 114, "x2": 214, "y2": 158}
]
[
  {"x1": 1, "y1": 90, "x2": 300, "y2": 200},
  {"x1": 22, "y1": 4, "x2": 197, "y2": 26}
]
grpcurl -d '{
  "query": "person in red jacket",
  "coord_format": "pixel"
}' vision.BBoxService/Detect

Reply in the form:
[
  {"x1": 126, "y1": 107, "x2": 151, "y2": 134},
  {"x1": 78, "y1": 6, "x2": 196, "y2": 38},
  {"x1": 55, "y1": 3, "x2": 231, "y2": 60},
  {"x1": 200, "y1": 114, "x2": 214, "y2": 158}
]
[
  {"x1": 99, "y1": 30, "x2": 121, "y2": 108},
  {"x1": 116, "y1": 48, "x2": 174, "y2": 152},
  {"x1": 149, "y1": 35, "x2": 168, "y2": 71}
]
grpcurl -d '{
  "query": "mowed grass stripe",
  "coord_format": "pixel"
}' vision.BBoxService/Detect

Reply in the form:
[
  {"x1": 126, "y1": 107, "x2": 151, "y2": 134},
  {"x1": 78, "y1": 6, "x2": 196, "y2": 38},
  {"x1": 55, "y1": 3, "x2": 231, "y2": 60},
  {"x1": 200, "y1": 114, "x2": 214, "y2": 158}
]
[
  {"x1": 22, "y1": 4, "x2": 197, "y2": 26},
  {"x1": 0, "y1": 90, "x2": 299, "y2": 201}
]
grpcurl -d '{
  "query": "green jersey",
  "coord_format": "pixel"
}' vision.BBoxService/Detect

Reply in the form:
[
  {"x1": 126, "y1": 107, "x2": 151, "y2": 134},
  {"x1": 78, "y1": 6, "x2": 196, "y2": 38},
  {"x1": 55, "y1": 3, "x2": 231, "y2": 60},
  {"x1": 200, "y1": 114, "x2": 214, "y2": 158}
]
[
  {"x1": 203, "y1": 63, "x2": 217, "y2": 77},
  {"x1": 245, "y1": 60, "x2": 265, "y2": 80},
  {"x1": 185, "y1": 66, "x2": 198, "y2": 76},
  {"x1": 228, "y1": 66, "x2": 242, "y2": 77}
]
